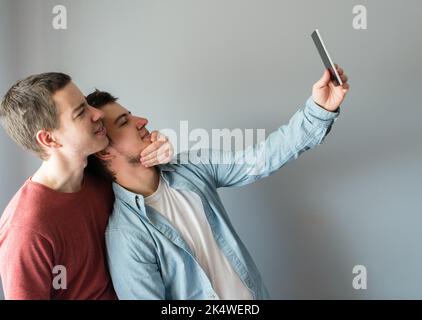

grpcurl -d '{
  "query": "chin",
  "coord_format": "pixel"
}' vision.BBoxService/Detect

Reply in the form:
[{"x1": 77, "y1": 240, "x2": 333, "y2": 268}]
[
  {"x1": 98, "y1": 136, "x2": 110, "y2": 149},
  {"x1": 89, "y1": 139, "x2": 109, "y2": 155}
]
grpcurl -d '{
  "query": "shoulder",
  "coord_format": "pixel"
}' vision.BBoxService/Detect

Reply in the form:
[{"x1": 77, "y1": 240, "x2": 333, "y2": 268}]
[
  {"x1": 106, "y1": 199, "x2": 150, "y2": 238},
  {"x1": 0, "y1": 180, "x2": 54, "y2": 236},
  {"x1": 105, "y1": 206, "x2": 157, "y2": 263}
]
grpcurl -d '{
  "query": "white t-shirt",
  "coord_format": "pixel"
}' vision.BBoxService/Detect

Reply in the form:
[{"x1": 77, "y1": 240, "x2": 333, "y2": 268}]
[{"x1": 144, "y1": 177, "x2": 252, "y2": 300}]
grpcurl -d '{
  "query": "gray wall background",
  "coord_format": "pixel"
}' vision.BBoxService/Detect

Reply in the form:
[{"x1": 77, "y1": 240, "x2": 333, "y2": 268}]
[{"x1": 0, "y1": 0, "x2": 421, "y2": 299}]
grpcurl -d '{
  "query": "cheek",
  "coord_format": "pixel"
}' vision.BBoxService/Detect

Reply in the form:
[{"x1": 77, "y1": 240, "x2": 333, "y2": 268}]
[
  {"x1": 140, "y1": 137, "x2": 155, "y2": 152},
  {"x1": 59, "y1": 126, "x2": 85, "y2": 143},
  {"x1": 72, "y1": 119, "x2": 94, "y2": 138},
  {"x1": 113, "y1": 131, "x2": 145, "y2": 153}
]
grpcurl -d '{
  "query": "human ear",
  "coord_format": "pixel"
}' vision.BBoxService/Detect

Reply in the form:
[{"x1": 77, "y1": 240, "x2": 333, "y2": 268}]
[
  {"x1": 94, "y1": 147, "x2": 115, "y2": 161},
  {"x1": 35, "y1": 129, "x2": 62, "y2": 149}
]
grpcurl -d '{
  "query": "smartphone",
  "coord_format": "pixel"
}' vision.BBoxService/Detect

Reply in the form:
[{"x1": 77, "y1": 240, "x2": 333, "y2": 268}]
[{"x1": 311, "y1": 29, "x2": 343, "y2": 87}]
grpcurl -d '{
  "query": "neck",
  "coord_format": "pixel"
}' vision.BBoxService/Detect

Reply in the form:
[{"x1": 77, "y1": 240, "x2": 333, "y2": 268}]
[
  {"x1": 31, "y1": 154, "x2": 87, "y2": 193},
  {"x1": 116, "y1": 164, "x2": 160, "y2": 198}
]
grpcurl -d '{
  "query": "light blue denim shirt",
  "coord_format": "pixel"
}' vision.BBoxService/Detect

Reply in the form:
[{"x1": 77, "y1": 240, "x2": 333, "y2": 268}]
[{"x1": 105, "y1": 97, "x2": 340, "y2": 300}]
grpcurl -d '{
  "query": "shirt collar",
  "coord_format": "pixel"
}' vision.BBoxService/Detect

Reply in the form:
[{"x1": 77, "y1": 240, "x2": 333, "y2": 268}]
[{"x1": 112, "y1": 164, "x2": 175, "y2": 214}]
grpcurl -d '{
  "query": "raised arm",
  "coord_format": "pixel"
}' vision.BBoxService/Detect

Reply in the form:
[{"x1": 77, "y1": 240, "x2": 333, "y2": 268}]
[{"x1": 180, "y1": 65, "x2": 349, "y2": 188}]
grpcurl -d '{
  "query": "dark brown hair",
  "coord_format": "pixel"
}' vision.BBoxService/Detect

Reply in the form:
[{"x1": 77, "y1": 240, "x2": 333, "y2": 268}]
[{"x1": 85, "y1": 89, "x2": 118, "y2": 182}]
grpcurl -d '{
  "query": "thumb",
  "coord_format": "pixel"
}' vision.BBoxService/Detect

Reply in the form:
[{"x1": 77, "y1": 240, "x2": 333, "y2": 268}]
[{"x1": 315, "y1": 69, "x2": 331, "y2": 88}]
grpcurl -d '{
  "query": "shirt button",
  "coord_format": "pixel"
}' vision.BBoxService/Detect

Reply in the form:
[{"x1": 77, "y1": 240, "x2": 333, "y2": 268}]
[
  {"x1": 135, "y1": 196, "x2": 140, "y2": 209},
  {"x1": 209, "y1": 293, "x2": 216, "y2": 299}
]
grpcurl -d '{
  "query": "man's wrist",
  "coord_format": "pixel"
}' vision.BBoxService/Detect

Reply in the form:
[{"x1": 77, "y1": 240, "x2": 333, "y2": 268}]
[
  {"x1": 313, "y1": 99, "x2": 340, "y2": 113},
  {"x1": 305, "y1": 96, "x2": 340, "y2": 124}
]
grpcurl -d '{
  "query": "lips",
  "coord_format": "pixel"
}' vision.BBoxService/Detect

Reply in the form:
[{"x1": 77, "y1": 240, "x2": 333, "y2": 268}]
[
  {"x1": 142, "y1": 133, "x2": 151, "y2": 142},
  {"x1": 95, "y1": 125, "x2": 106, "y2": 136},
  {"x1": 140, "y1": 128, "x2": 150, "y2": 141}
]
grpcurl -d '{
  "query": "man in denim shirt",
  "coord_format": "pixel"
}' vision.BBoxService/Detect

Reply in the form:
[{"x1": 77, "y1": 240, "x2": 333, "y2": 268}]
[{"x1": 86, "y1": 66, "x2": 349, "y2": 300}]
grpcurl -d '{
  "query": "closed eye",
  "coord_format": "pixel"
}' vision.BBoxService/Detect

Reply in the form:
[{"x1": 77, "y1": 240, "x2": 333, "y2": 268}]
[
  {"x1": 115, "y1": 111, "x2": 132, "y2": 127},
  {"x1": 119, "y1": 112, "x2": 132, "y2": 127},
  {"x1": 119, "y1": 115, "x2": 129, "y2": 127},
  {"x1": 77, "y1": 108, "x2": 85, "y2": 118},
  {"x1": 73, "y1": 102, "x2": 87, "y2": 119}
]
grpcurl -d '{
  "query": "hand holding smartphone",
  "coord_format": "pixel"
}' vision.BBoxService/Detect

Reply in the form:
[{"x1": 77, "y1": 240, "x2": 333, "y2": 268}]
[{"x1": 311, "y1": 29, "x2": 343, "y2": 87}]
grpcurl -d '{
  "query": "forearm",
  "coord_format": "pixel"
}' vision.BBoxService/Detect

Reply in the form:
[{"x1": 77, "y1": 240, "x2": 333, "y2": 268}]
[
  {"x1": 245, "y1": 96, "x2": 340, "y2": 176},
  {"x1": 204, "y1": 97, "x2": 340, "y2": 187}
]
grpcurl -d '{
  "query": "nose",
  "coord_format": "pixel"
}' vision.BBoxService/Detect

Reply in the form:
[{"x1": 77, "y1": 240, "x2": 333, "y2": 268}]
[
  {"x1": 89, "y1": 105, "x2": 104, "y2": 122},
  {"x1": 135, "y1": 117, "x2": 148, "y2": 130}
]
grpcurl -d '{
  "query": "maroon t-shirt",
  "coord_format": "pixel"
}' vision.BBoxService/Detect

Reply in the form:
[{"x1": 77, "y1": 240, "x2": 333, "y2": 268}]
[{"x1": 0, "y1": 173, "x2": 117, "y2": 300}]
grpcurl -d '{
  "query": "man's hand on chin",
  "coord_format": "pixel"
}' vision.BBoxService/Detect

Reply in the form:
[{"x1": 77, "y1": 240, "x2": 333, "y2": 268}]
[
  {"x1": 140, "y1": 131, "x2": 174, "y2": 168},
  {"x1": 312, "y1": 64, "x2": 350, "y2": 112}
]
